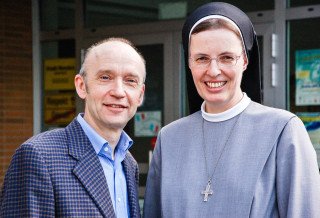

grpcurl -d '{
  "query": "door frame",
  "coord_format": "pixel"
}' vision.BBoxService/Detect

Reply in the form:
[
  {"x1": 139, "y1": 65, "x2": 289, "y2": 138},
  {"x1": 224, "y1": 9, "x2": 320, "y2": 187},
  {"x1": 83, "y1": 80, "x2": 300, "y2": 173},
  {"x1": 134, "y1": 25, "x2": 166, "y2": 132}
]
[{"x1": 254, "y1": 23, "x2": 279, "y2": 107}]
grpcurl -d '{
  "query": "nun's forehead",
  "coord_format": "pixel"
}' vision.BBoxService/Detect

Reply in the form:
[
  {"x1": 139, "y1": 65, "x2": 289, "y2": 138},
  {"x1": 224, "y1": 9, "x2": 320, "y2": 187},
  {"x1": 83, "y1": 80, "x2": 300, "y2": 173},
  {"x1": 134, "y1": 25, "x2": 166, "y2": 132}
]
[
  {"x1": 188, "y1": 15, "x2": 247, "y2": 58},
  {"x1": 188, "y1": 15, "x2": 242, "y2": 40},
  {"x1": 182, "y1": 2, "x2": 255, "y2": 53}
]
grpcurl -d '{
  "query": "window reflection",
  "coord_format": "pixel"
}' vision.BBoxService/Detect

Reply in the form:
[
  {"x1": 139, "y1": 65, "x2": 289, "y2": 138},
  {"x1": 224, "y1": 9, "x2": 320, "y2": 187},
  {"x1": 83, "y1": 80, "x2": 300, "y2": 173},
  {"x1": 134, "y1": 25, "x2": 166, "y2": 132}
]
[
  {"x1": 84, "y1": 0, "x2": 274, "y2": 28},
  {"x1": 40, "y1": 0, "x2": 75, "y2": 31},
  {"x1": 287, "y1": 0, "x2": 320, "y2": 7}
]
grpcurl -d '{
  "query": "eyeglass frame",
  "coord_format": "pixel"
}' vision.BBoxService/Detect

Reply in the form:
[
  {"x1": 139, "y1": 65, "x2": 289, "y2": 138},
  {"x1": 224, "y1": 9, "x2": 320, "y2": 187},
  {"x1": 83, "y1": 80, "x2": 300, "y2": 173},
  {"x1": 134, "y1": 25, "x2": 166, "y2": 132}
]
[{"x1": 188, "y1": 52, "x2": 244, "y2": 69}]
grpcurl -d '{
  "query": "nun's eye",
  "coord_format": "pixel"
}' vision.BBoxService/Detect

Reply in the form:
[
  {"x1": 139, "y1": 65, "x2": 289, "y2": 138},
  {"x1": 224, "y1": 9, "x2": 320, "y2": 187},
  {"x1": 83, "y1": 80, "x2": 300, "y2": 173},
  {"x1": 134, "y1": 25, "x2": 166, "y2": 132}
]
[
  {"x1": 189, "y1": 52, "x2": 243, "y2": 69},
  {"x1": 217, "y1": 53, "x2": 242, "y2": 67},
  {"x1": 218, "y1": 54, "x2": 236, "y2": 64},
  {"x1": 195, "y1": 56, "x2": 210, "y2": 64}
]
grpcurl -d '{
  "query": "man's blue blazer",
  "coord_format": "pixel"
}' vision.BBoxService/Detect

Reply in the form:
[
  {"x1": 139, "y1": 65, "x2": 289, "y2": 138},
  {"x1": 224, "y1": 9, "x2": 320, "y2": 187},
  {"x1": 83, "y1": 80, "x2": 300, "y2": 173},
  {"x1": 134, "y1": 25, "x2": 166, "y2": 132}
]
[{"x1": 0, "y1": 119, "x2": 141, "y2": 217}]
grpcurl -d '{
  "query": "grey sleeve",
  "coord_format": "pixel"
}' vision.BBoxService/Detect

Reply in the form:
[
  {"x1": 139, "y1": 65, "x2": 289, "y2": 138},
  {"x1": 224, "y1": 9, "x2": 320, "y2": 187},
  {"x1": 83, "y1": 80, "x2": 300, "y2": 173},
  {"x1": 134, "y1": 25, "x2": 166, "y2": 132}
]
[
  {"x1": 276, "y1": 116, "x2": 320, "y2": 218},
  {"x1": 143, "y1": 131, "x2": 162, "y2": 218}
]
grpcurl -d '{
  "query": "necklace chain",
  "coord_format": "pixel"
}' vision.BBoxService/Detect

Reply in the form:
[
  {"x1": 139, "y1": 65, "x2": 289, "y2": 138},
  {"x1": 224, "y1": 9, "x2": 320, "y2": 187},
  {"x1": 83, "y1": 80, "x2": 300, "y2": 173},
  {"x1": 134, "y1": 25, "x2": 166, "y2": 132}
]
[{"x1": 201, "y1": 114, "x2": 241, "y2": 201}]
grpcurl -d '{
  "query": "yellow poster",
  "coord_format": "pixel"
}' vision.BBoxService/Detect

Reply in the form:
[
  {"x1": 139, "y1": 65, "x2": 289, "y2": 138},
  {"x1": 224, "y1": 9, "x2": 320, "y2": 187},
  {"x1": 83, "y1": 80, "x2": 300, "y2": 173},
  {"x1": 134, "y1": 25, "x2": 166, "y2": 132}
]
[
  {"x1": 44, "y1": 93, "x2": 76, "y2": 125},
  {"x1": 44, "y1": 58, "x2": 76, "y2": 90}
]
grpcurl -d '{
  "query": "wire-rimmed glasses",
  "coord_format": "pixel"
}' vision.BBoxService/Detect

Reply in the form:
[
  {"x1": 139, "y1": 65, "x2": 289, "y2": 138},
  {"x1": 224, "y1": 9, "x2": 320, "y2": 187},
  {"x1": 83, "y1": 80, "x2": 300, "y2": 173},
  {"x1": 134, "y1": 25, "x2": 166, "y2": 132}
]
[{"x1": 189, "y1": 53, "x2": 243, "y2": 69}]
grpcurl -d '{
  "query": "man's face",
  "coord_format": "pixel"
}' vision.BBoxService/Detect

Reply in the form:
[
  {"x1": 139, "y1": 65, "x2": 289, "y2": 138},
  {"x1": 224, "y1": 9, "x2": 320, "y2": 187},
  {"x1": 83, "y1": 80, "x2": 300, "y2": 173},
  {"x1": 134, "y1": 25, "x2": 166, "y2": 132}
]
[{"x1": 75, "y1": 41, "x2": 145, "y2": 134}]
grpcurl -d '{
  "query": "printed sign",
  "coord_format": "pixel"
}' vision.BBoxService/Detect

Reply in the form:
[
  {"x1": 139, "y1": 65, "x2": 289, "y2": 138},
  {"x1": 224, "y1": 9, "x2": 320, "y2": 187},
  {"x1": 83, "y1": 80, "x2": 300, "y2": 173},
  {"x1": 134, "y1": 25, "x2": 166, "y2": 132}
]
[
  {"x1": 44, "y1": 93, "x2": 76, "y2": 125},
  {"x1": 44, "y1": 58, "x2": 76, "y2": 91},
  {"x1": 295, "y1": 49, "x2": 320, "y2": 105},
  {"x1": 297, "y1": 112, "x2": 320, "y2": 167},
  {"x1": 134, "y1": 111, "x2": 161, "y2": 137}
]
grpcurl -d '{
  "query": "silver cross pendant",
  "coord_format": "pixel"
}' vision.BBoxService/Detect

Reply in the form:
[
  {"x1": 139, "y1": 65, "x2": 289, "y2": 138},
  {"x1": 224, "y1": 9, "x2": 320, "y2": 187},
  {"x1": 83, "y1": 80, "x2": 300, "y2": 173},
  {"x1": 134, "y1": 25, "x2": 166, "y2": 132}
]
[{"x1": 201, "y1": 180, "x2": 213, "y2": 202}]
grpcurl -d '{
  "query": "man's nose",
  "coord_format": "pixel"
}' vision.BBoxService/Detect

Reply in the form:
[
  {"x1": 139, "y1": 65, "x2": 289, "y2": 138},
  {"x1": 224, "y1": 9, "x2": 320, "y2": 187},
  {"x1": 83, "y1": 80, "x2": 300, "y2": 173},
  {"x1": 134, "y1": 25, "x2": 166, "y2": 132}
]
[{"x1": 109, "y1": 79, "x2": 126, "y2": 97}]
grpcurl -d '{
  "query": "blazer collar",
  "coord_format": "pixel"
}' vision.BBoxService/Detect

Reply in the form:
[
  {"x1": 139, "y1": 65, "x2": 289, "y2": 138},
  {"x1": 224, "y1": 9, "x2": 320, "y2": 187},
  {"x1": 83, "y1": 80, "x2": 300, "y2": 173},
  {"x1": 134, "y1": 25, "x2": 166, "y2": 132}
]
[
  {"x1": 66, "y1": 119, "x2": 92, "y2": 160},
  {"x1": 66, "y1": 119, "x2": 116, "y2": 218},
  {"x1": 123, "y1": 154, "x2": 140, "y2": 218},
  {"x1": 65, "y1": 119, "x2": 140, "y2": 217}
]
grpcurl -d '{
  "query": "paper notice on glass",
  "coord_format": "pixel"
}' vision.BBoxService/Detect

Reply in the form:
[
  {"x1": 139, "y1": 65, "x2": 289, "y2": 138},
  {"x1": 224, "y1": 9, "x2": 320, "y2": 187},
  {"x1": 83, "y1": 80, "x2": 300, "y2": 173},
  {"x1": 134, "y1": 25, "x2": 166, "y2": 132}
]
[
  {"x1": 295, "y1": 49, "x2": 320, "y2": 106},
  {"x1": 297, "y1": 112, "x2": 320, "y2": 167},
  {"x1": 134, "y1": 111, "x2": 161, "y2": 137}
]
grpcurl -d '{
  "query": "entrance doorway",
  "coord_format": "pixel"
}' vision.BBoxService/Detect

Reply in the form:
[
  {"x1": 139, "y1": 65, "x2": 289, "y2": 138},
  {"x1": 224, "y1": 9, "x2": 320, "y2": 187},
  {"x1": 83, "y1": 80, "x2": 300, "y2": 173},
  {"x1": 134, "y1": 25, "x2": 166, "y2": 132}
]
[{"x1": 81, "y1": 21, "x2": 278, "y2": 199}]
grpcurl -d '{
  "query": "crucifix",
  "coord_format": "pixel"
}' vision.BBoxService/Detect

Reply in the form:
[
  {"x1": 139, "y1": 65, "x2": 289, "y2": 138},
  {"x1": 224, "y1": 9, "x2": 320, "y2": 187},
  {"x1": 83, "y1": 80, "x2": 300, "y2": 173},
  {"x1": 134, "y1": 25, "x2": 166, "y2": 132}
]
[{"x1": 201, "y1": 180, "x2": 213, "y2": 202}]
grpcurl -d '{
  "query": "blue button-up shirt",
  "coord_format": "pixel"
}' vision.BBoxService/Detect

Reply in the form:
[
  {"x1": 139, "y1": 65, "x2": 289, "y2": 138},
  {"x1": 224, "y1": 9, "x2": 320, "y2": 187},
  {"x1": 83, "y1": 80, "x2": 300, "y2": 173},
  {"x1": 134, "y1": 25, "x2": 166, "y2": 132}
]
[{"x1": 77, "y1": 114, "x2": 132, "y2": 218}]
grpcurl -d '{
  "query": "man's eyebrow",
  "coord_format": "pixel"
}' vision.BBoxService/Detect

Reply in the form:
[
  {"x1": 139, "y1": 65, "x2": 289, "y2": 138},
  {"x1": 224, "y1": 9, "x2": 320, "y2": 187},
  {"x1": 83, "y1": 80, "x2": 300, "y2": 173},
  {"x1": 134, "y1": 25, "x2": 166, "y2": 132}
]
[
  {"x1": 96, "y1": 69, "x2": 112, "y2": 75},
  {"x1": 124, "y1": 72, "x2": 140, "y2": 77}
]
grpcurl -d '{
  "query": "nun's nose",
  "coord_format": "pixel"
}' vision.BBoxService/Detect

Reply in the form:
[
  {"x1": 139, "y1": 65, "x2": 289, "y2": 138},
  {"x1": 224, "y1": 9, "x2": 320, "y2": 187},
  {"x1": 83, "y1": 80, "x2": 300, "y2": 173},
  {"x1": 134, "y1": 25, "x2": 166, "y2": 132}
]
[{"x1": 206, "y1": 59, "x2": 221, "y2": 77}]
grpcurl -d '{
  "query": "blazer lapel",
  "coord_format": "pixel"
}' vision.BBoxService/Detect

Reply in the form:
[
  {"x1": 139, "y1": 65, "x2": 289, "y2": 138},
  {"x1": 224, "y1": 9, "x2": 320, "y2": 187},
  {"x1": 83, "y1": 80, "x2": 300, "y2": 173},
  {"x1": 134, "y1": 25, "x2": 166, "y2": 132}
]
[
  {"x1": 66, "y1": 119, "x2": 116, "y2": 218},
  {"x1": 123, "y1": 155, "x2": 140, "y2": 218}
]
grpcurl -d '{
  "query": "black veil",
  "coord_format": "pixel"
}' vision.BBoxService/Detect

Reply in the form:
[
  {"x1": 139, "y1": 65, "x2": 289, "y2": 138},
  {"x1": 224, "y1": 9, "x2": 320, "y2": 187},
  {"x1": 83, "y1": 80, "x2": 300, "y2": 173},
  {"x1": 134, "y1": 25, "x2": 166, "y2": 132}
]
[{"x1": 182, "y1": 2, "x2": 262, "y2": 113}]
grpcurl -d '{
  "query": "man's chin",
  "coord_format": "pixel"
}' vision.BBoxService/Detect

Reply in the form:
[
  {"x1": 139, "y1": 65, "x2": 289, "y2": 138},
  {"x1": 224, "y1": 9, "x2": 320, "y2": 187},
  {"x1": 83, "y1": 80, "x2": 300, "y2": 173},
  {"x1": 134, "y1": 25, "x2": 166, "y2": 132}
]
[{"x1": 106, "y1": 120, "x2": 128, "y2": 130}]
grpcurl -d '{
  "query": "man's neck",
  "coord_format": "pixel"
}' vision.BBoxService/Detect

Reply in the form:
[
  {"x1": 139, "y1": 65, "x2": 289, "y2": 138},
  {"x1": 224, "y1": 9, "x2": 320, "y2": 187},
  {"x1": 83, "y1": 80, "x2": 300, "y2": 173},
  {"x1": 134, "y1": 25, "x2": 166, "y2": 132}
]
[{"x1": 84, "y1": 117, "x2": 122, "y2": 152}]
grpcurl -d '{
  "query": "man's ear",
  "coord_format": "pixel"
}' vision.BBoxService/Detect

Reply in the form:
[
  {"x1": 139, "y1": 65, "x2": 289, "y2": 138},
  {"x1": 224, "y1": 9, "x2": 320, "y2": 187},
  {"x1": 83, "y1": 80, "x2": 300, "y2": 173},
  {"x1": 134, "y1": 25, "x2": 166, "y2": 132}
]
[
  {"x1": 74, "y1": 74, "x2": 87, "y2": 100},
  {"x1": 138, "y1": 84, "x2": 145, "y2": 106}
]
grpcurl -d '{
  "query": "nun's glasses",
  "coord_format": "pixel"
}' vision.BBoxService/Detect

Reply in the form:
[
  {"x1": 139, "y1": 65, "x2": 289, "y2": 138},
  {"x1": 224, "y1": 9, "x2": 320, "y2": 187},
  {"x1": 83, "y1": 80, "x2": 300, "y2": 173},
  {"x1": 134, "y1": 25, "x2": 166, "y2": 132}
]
[{"x1": 189, "y1": 52, "x2": 242, "y2": 69}]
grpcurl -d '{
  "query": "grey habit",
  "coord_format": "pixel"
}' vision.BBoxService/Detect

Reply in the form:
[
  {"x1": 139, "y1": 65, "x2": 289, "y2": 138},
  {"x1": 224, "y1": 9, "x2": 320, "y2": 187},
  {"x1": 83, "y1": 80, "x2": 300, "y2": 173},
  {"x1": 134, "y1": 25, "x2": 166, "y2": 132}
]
[
  {"x1": 144, "y1": 100, "x2": 320, "y2": 217},
  {"x1": 143, "y1": 2, "x2": 320, "y2": 218}
]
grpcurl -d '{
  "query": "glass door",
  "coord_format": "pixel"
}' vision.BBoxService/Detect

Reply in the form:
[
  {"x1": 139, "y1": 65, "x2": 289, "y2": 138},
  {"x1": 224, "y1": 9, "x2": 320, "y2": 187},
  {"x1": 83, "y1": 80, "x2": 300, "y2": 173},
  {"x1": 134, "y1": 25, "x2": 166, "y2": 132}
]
[
  {"x1": 287, "y1": 18, "x2": 320, "y2": 167},
  {"x1": 123, "y1": 34, "x2": 168, "y2": 199},
  {"x1": 254, "y1": 23, "x2": 281, "y2": 108}
]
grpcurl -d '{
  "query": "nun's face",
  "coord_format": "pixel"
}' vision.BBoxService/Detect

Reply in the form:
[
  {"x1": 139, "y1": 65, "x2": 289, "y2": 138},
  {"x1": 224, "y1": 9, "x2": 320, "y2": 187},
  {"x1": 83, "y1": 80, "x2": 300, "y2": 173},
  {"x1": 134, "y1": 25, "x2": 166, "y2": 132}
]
[{"x1": 189, "y1": 28, "x2": 248, "y2": 113}]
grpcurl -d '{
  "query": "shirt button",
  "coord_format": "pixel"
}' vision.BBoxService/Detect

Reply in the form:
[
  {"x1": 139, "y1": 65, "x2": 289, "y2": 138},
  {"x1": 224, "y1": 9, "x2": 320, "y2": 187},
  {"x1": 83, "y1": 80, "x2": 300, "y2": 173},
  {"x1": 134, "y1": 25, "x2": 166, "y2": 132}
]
[
  {"x1": 117, "y1": 198, "x2": 121, "y2": 202},
  {"x1": 104, "y1": 147, "x2": 109, "y2": 152}
]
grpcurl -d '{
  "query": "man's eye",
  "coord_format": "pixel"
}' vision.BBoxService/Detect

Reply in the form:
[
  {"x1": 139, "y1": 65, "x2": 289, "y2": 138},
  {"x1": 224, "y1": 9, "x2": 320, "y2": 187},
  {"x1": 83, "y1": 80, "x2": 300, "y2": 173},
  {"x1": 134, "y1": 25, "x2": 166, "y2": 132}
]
[
  {"x1": 125, "y1": 78, "x2": 139, "y2": 85},
  {"x1": 127, "y1": 79, "x2": 137, "y2": 83},
  {"x1": 100, "y1": 75, "x2": 110, "y2": 80}
]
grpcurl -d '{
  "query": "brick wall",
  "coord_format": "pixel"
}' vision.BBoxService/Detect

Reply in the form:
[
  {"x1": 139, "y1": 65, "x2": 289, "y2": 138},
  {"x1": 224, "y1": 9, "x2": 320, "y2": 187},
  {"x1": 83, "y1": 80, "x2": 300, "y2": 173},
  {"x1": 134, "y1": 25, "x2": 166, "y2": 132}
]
[{"x1": 0, "y1": 1, "x2": 33, "y2": 185}]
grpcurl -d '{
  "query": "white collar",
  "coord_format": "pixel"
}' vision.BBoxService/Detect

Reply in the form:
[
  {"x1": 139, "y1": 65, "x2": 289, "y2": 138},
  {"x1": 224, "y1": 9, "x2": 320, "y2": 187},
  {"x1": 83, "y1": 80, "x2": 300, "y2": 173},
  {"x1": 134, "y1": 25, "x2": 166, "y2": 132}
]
[{"x1": 201, "y1": 93, "x2": 251, "y2": 122}]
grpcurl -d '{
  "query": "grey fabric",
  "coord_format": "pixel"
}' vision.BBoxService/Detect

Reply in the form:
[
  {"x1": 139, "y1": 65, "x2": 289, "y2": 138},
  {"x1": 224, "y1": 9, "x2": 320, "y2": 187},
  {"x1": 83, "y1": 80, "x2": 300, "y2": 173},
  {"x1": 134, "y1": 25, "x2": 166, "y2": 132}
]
[{"x1": 143, "y1": 102, "x2": 320, "y2": 218}]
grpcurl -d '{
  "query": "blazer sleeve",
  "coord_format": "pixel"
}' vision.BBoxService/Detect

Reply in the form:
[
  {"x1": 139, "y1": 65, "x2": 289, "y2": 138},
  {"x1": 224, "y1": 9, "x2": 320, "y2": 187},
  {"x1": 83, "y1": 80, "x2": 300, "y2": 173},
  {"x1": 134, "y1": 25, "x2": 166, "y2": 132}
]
[
  {"x1": 0, "y1": 143, "x2": 55, "y2": 217},
  {"x1": 143, "y1": 132, "x2": 162, "y2": 218},
  {"x1": 276, "y1": 116, "x2": 320, "y2": 218}
]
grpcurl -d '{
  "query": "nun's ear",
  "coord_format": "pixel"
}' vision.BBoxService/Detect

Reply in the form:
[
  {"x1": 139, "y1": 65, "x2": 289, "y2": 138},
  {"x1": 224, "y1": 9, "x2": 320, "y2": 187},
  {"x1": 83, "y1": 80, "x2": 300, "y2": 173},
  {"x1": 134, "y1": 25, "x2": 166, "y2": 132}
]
[
  {"x1": 242, "y1": 54, "x2": 248, "y2": 71},
  {"x1": 243, "y1": 64, "x2": 248, "y2": 72}
]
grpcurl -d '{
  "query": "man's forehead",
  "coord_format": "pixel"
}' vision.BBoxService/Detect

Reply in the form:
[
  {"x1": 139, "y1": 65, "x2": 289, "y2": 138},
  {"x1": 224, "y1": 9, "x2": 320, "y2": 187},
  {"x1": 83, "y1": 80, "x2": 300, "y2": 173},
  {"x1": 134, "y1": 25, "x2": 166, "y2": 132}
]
[
  {"x1": 94, "y1": 41, "x2": 132, "y2": 55},
  {"x1": 88, "y1": 41, "x2": 140, "y2": 62},
  {"x1": 84, "y1": 40, "x2": 146, "y2": 80}
]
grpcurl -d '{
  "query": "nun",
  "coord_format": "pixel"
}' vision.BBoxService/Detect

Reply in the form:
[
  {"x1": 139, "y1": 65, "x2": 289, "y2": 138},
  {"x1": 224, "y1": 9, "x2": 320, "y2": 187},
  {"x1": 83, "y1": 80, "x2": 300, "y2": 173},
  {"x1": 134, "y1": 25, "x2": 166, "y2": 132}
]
[{"x1": 143, "y1": 2, "x2": 320, "y2": 217}]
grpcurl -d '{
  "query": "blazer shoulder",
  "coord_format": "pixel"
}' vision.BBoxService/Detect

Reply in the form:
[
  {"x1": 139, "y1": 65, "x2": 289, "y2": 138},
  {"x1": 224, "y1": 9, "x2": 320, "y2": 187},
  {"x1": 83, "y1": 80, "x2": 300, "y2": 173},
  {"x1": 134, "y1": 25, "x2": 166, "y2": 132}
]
[
  {"x1": 21, "y1": 118, "x2": 83, "y2": 153},
  {"x1": 23, "y1": 128, "x2": 67, "y2": 149}
]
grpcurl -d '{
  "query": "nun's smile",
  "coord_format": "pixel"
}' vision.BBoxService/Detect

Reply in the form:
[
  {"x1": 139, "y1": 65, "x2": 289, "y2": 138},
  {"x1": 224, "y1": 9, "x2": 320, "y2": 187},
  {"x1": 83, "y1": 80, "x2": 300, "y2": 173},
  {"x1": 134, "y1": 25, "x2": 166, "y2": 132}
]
[{"x1": 205, "y1": 81, "x2": 227, "y2": 88}]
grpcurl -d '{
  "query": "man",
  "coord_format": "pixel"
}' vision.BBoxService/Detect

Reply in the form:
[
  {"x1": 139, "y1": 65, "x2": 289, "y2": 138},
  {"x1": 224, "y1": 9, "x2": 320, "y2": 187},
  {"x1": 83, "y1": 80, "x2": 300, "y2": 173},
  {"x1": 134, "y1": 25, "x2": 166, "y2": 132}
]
[{"x1": 0, "y1": 38, "x2": 145, "y2": 217}]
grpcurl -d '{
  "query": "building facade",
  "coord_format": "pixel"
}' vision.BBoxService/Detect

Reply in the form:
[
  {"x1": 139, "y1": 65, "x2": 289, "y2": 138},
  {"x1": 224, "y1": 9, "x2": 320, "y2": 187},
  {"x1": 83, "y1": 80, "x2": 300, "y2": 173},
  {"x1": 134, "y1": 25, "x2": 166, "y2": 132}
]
[{"x1": 1, "y1": 0, "x2": 320, "y2": 197}]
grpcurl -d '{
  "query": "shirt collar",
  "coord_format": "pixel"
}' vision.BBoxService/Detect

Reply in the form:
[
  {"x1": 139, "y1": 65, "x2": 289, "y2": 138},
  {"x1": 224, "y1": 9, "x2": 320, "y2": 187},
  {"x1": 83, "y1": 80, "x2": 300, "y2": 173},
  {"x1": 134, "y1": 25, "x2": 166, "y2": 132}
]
[
  {"x1": 76, "y1": 113, "x2": 133, "y2": 161},
  {"x1": 201, "y1": 93, "x2": 251, "y2": 122},
  {"x1": 116, "y1": 131, "x2": 133, "y2": 158}
]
